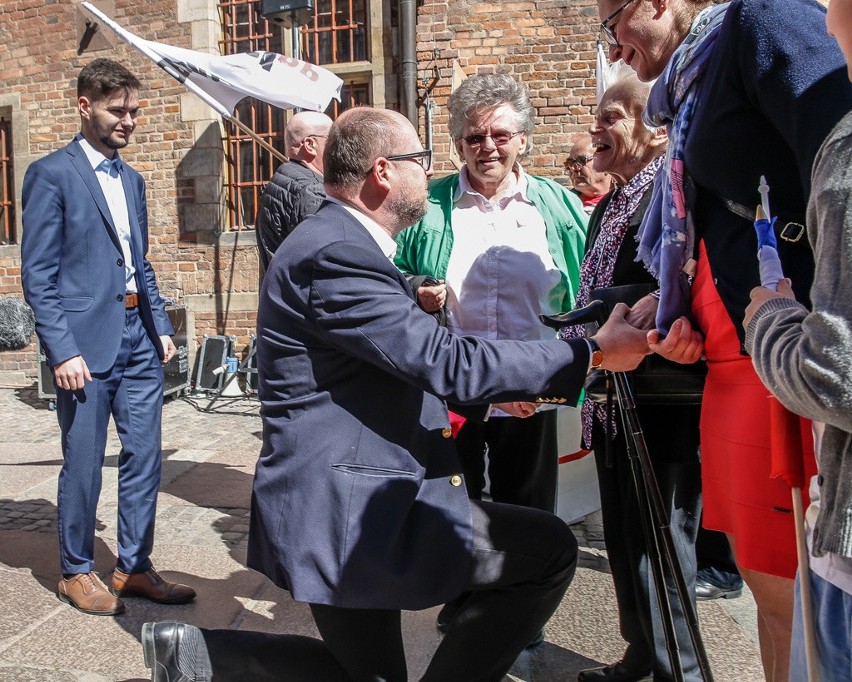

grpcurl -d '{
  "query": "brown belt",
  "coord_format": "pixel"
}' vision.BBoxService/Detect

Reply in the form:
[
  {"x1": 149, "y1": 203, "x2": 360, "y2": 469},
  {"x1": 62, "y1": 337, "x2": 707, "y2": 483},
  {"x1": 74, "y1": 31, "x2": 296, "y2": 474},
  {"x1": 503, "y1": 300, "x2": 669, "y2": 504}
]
[{"x1": 124, "y1": 292, "x2": 139, "y2": 309}]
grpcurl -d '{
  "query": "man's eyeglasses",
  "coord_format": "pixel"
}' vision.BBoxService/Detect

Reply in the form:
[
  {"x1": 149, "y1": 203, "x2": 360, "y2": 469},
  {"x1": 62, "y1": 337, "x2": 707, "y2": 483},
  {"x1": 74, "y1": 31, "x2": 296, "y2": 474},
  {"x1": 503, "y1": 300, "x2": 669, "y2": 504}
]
[
  {"x1": 461, "y1": 131, "x2": 523, "y2": 147},
  {"x1": 600, "y1": 0, "x2": 638, "y2": 46},
  {"x1": 565, "y1": 154, "x2": 595, "y2": 170},
  {"x1": 365, "y1": 150, "x2": 432, "y2": 175},
  {"x1": 386, "y1": 150, "x2": 432, "y2": 172}
]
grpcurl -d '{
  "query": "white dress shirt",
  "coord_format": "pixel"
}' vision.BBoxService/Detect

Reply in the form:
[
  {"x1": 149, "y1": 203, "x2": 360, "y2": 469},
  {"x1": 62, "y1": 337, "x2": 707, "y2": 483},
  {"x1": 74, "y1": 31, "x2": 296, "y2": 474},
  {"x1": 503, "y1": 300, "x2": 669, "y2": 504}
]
[
  {"x1": 78, "y1": 136, "x2": 137, "y2": 293},
  {"x1": 445, "y1": 165, "x2": 562, "y2": 343}
]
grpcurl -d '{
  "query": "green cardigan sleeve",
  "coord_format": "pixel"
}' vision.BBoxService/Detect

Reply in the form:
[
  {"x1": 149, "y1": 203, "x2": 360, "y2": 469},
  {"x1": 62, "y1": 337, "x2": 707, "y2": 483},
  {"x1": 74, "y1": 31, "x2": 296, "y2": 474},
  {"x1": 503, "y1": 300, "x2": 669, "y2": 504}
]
[
  {"x1": 526, "y1": 175, "x2": 589, "y2": 312},
  {"x1": 393, "y1": 175, "x2": 458, "y2": 279}
]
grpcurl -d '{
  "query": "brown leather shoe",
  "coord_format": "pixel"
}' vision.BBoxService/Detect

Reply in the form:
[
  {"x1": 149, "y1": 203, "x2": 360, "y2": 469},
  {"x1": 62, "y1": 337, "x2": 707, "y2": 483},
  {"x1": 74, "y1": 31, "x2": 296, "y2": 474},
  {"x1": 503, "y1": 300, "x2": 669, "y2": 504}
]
[
  {"x1": 111, "y1": 567, "x2": 196, "y2": 605},
  {"x1": 58, "y1": 572, "x2": 125, "y2": 616}
]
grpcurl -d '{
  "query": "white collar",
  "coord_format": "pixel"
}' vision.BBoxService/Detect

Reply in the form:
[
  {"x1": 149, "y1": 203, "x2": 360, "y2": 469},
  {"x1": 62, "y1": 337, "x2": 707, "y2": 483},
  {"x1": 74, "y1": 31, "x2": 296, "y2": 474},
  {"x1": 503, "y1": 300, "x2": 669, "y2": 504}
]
[
  {"x1": 454, "y1": 163, "x2": 530, "y2": 203},
  {"x1": 77, "y1": 135, "x2": 121, "y2": 172}
]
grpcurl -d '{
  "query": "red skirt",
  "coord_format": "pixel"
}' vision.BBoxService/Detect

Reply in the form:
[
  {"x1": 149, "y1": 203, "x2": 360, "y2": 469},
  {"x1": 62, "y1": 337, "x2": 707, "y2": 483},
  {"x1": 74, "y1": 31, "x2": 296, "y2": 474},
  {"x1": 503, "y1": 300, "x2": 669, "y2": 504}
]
[{"x1": 692, "y1": 242, "x2": 816, "y2": 579}]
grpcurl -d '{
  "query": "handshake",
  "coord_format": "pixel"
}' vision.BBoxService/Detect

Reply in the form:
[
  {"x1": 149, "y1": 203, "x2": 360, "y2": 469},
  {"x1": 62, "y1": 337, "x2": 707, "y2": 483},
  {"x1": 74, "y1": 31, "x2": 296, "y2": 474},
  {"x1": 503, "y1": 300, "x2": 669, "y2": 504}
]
[{"x1": 542, "y1": 298, "x2": 704, "y2": 373}]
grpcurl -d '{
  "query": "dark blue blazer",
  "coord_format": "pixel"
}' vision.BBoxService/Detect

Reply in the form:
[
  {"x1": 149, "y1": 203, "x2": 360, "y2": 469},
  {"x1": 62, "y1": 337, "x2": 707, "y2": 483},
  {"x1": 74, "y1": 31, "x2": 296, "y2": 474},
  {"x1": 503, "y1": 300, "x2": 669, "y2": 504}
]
[
  {"x1": 247, "y1": 201, "x2": 590, "y2": 610},
  {"x1": 21, "y1": 138, "x2": 173, "y2": 372}
]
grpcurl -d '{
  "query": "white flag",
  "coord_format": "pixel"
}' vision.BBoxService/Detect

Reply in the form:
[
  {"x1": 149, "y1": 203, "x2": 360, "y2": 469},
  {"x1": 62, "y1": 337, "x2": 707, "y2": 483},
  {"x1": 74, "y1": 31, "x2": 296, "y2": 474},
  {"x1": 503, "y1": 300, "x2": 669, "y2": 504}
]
[
  {"x1": 82, "y1": 2, "x2": 342, "y2": 115},
  {"x1": 595, "y1": 43, "x2": 643, "y2": 105}
]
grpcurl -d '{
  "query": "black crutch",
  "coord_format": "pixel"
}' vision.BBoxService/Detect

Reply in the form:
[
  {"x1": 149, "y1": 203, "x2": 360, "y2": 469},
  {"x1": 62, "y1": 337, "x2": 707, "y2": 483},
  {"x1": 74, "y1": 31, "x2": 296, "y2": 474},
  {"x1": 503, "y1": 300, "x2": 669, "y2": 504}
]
[{"x1": 541, "y1": 300, "x2": 713, "y2": 682}]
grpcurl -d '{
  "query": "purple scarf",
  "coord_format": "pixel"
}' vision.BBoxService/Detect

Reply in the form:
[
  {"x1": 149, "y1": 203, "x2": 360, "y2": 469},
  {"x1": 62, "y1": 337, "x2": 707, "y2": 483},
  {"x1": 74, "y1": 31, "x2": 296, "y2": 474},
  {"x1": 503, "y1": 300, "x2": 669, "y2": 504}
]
[{"x1": 636, "y1": 3, "x2": 730, "y2": 334}]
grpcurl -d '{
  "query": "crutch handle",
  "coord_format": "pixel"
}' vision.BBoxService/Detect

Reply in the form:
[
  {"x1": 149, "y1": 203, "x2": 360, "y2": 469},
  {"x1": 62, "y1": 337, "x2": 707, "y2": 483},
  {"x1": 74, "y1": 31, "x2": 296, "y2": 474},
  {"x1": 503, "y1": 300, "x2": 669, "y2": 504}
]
[{"x1": 539, "y1": 299, "x2": 608, "y2": 329}]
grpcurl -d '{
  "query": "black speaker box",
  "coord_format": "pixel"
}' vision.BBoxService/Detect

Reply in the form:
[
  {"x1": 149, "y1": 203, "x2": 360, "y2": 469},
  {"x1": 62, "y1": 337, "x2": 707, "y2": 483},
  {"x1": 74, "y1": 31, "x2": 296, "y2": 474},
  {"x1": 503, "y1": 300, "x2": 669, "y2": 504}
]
[
  {"x1": 195, "y1": 335, "x2": 233, "y2": 393},
  {"x1": 260, "y1": 0, "x2": 313, "y2": 22}
]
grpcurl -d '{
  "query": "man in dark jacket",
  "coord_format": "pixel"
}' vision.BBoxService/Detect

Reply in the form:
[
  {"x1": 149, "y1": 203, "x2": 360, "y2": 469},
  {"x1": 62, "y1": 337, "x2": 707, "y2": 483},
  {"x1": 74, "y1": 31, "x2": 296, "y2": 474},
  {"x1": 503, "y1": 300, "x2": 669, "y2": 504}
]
[
  {"x1": 139, "y1": 106, "x2": 700, "y2": 682},
  {"x1": 255, "y1": 110, "x2": 332, "y2": 280}
]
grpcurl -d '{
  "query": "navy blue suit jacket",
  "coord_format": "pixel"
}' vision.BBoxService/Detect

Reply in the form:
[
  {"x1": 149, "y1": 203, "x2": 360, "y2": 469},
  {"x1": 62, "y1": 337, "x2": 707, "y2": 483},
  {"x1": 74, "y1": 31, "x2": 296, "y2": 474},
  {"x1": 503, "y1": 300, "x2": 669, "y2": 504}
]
[
  {"x1": 247, "y1": 201, "x2": 590, "y2": 610},
  {"x1": 21, "y1": 138, "x2": 173, "y2": 372}
]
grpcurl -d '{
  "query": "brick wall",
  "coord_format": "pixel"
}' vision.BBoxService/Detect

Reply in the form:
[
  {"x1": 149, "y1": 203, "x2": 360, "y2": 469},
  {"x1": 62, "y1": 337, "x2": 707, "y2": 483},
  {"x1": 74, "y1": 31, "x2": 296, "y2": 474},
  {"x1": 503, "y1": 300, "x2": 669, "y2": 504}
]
[
  {"x1": 0, "y1": 0, "x2": 263, "y2": 384},
  {"x1": 417, "y1": 0, "x2": 599, "y2": 179},
  {"x1": 0, "y1": 0, "x2": 599, "y2": 386}
]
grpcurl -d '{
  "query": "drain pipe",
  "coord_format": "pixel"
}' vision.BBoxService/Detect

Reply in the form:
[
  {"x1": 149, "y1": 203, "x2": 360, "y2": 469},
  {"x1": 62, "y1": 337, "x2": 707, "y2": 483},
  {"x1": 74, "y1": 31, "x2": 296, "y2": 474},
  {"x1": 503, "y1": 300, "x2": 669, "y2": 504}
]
[{"x1": 399, "y1": 0, "x2": 418, "y2": 127}]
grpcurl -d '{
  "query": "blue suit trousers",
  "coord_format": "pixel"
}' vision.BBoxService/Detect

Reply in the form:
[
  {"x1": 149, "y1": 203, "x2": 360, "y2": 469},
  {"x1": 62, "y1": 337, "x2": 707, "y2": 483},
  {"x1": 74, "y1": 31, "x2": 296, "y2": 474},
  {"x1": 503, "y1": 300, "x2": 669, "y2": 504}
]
[{"x1": 55, "y1": 308, "x2": 164, "y2": 576}]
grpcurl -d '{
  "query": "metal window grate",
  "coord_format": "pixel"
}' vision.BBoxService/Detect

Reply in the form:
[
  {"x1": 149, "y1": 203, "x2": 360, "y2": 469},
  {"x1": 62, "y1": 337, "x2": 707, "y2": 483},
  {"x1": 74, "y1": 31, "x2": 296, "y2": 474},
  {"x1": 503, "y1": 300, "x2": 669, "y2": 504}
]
[
  {"x1": 0, "y1": 117, "x2": 15, "y2": 245},
  {"x1": 330, "y1": 81, "x2": 371, "y2": 117},
  {"x1": 220, "y1": 0, "x2": 286, "y2": 230},
  {"x1": 217, "y1": 0, "x2": 371, "y2": 230},
  {"x1": 302, "y1": 0, "x2": 368, "y2": 66}
]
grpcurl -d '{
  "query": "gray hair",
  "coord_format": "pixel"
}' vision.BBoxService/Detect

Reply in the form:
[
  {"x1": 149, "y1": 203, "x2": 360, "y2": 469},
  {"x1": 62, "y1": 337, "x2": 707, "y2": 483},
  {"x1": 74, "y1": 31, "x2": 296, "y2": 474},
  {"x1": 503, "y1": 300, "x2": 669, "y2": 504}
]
[
  {"x1": 447, "y1": 74, "x2": 535, "y2": 149},
  {"x1": 323, "y1": 107, "x2": 410, "y2": 193},
  {"x1": 600, "y1": 64, "x2": 662, "y2": 134}
]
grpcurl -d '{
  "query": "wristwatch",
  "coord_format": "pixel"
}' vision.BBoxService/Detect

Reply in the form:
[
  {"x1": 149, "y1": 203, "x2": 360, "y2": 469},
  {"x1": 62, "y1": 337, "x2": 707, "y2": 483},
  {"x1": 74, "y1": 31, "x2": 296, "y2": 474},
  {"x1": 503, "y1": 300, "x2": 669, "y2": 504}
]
[{"x1": 588, "y1": 338, "x2": 604, "y2": 370}]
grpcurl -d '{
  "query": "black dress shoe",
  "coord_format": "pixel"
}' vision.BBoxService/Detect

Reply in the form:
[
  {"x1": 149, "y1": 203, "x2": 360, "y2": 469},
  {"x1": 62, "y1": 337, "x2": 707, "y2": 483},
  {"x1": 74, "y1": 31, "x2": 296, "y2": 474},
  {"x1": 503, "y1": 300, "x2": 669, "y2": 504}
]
[
  {"x1": 142, "y1": 621, "x2": 209, "y2": 682},
  {"x1": 695, "y1": 577, "x2": 743, "y2": 601},
  {"x1": 577, "y1": 661, "x2": 653, "y2": 682}
]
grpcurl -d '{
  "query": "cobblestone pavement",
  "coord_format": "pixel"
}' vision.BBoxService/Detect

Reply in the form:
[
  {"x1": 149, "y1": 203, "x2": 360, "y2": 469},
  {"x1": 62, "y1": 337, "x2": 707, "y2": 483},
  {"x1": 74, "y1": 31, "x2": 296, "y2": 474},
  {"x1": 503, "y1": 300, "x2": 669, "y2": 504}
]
[{"x1": 0, "y1": 386, "x2": 763, "y2": 681}]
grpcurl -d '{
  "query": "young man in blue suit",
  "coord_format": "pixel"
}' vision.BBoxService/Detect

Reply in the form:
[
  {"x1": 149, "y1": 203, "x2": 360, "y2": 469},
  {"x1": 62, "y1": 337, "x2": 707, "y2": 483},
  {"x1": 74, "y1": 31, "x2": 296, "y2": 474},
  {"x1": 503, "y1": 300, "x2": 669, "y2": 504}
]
[
  {"x1": 141, "y1": 107, "x2": 702, "y2": 681},
  {"x1": 21, "y1": 58, "x2": 194, "y2": 616}
]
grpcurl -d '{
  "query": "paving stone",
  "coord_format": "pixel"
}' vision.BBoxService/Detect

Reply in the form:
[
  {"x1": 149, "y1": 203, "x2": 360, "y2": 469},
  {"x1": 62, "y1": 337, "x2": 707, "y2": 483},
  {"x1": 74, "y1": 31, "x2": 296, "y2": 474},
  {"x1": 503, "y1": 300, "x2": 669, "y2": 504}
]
[{"x1": 0, "y1": 387, "x2": 763, "y2": 681}]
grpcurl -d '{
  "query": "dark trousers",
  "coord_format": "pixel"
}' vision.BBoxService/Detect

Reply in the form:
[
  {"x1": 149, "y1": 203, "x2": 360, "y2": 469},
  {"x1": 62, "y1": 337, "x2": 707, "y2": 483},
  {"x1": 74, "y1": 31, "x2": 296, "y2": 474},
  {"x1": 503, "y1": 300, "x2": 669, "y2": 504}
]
[
  {"x1": 695, "y1": 525, "x2": 742, "y2": 589},
  {"x1": 55, "y1": 308, "x2": 163, "y2": 576},
  {"x1": 455, "y1": 409, "x2": 558, "y2": 512},
  {"x1": 201, "y1": 500, "x2": 577, "y2": 682},
  {"x1": 591, "y1": 404, "x2": 702, "y2": 681}
]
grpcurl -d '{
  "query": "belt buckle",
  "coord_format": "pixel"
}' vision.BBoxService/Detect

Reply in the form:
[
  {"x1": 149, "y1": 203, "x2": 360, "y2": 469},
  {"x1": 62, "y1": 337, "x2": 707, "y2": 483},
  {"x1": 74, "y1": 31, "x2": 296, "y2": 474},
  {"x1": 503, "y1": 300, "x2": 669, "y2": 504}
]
[{"x1": 779, "y1": 222, "x2": 805, "y2": 243}]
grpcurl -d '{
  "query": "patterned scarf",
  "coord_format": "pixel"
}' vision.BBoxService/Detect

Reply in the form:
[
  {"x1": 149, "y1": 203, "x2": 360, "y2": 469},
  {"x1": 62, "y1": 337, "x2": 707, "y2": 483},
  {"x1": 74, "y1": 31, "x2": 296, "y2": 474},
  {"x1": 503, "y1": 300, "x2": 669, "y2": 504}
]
[
  {"x1": 561, "y1": 157, "x2": 663, "y2": 447},
  {"x1": 636, "y1": 3, "x2": 730, "y2": 334}
]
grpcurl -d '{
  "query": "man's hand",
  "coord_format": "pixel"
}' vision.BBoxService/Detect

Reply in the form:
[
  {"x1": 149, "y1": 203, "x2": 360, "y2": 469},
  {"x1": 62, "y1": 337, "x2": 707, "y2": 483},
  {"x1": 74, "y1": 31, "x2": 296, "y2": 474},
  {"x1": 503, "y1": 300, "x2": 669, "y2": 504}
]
[
  {"x1": 493, "y1": 401, "x2": 538, "y2": 418},
  {"x1": 53, "y1": 355, "x2": 92, "y2": 391},
  {"x1": 591, "y1": 303, "x2": 652, "y2": 372},
  {"x1": 417, "y1": 280, "x2": 447, "y2": 313},
  {"x1": 647, "y1": 317, "x2": 704, "y2": 364},
  {"x1": 743, "y1": 279, "x2": 796, "y2": 330},
  {"x1": 160, "y1": 335, "x2": 176, "y2": 364},
  {"x1": 625, "y1": 294, "x2": 658, "y2": 331}
]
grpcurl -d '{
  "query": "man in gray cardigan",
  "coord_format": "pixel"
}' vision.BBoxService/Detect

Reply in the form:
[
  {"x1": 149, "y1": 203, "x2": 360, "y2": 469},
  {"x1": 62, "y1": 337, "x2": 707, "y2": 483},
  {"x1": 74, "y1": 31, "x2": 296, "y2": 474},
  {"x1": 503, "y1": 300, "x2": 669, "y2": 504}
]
[{"x1": 744, "y1": 99, "x2": 852, "y2": 680}]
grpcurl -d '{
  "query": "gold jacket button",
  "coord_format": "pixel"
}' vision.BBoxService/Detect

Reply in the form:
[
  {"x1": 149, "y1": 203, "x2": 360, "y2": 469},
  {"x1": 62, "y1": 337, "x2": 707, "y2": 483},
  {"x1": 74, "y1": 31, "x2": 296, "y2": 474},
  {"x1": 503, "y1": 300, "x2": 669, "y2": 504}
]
[
  {"x1": 442, "y1": 427, "x2": 453, "y2": 438},
  {"x1": 450, "y1": 475, "x2": 463, "y2": 487}
]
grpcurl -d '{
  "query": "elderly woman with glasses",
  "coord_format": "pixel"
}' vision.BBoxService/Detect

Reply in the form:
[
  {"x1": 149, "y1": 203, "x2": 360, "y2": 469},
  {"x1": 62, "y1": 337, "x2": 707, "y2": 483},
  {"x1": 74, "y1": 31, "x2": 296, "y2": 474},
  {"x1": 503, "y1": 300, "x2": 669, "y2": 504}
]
[
  {"x1": 593, "y1": 0, "x2": 852, "y2": 678},
  {"x1": 566, "y1": 133, "x2": 614, "y2": 215},
  {"x1": 559, "y1": 68, "x2": 704, "y2": 682},
  {"x1": 394, "y1": 73, "x2": 587, "y2": 527}
]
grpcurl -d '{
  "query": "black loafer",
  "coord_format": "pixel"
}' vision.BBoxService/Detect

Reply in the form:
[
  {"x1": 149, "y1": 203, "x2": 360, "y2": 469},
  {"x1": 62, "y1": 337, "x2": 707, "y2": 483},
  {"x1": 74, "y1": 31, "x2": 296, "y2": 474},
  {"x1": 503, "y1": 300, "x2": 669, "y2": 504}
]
[
  {"x1": 695, "y1": 577, "x2": 743, "y2": 601},
  {"x1": 142, "y1": 621, "x2": 208, "y2": 682},
  {"x1": 577, "y1": 662, "x2": 653, "y2": 682}
]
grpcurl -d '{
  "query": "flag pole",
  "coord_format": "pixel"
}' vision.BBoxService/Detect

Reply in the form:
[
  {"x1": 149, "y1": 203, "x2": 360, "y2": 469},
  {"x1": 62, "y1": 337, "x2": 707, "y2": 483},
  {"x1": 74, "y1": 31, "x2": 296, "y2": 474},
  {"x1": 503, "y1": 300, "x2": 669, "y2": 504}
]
[
  {"x1": 754, "y1": 186, "x2": 820, "y2": 680},
  {"x1": 792, "y1": 486, "x2": 820, "y2": 682},
  {"x1": 81, "y1": 2, "x2": 286, "y2": 162},
  {"x1": 223, "y1": 115, "x2": 286, "y2": 163}
]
